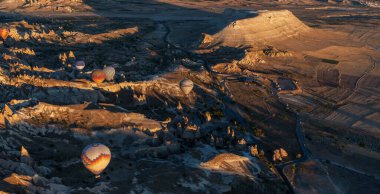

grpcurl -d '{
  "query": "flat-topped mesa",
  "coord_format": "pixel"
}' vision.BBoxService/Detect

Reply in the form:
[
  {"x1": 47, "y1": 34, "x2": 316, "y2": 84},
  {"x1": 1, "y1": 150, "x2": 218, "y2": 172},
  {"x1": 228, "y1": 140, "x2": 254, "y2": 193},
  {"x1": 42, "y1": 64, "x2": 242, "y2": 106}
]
[{"x1": 201, "y1": 10, "x2": 310, "y2": 48}]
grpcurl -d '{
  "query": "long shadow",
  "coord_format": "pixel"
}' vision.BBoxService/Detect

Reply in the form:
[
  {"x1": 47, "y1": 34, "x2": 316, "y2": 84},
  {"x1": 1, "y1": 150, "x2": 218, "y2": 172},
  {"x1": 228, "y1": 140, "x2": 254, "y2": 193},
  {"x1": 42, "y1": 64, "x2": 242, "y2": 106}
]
[
  {"x1": 333, "y1": 104, "x2": 380, "y2": 129},
  {"x1": 0, "y1": 0, "x2": 258, "y2": 35},
  {"x1": 0, "y1": 0, "x2": 262, "y2": 84},
  {"x1": 0, "y1": 0, "x2": 300, "y2": 143},
  {"x1": 2, "y1": 3, "x2": 379, "y2": 192},
  {"x1": 0, "y1": 83, "x2": 104, "y2": 106},
  {"x1": 2, "y1": 31, "x2": 142, "y2": 71},
  {"x1": 81, "y1": 0, "x2": 256, "y2": 25},
  {"x1": 0, "y1": 70, "x2": 297, "y2": 193},
  {"x1": 0, "y1": 180, "x2": 27, "y2": 193}
]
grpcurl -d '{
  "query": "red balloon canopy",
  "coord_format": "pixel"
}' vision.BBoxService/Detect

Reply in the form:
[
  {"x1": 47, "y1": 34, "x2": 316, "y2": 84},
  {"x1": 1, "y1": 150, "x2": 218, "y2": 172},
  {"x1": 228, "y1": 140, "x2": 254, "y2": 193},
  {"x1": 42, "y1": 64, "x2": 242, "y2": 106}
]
[
  {"x1": 91, "y1": 69, "x2": 106, "y2": 84},
  {"x1": 0, "y1": 28, "x2": 9, "y2": 40}
]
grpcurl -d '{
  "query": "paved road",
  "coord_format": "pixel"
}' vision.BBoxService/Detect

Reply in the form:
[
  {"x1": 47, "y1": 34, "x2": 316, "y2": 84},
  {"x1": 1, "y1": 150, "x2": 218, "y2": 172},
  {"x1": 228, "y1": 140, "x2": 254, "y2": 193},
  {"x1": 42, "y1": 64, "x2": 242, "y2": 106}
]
[
  {"x1": 275, "y1": 112, "x2": 309, "y2": 193},
  {"x1": 162, "y1": 21, "x2": 309, "y2": 194}
]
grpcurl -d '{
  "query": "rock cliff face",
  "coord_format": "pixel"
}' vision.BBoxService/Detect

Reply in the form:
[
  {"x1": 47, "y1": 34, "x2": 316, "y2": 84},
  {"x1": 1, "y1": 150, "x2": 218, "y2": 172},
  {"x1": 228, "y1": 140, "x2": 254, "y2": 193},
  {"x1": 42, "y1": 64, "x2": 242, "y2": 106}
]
[
  {"x1": 201, "y1": 153, "x2": 261, "y2": 178},
  {"x1": 273, "y1": 148, "x2": 288, "y2": 162},
  {"x1": 2, "y1": 100, "x2": 162, "y2": 132},
  {"x1": 0, "y1": 0, "x2": 379, "y2": 193}
]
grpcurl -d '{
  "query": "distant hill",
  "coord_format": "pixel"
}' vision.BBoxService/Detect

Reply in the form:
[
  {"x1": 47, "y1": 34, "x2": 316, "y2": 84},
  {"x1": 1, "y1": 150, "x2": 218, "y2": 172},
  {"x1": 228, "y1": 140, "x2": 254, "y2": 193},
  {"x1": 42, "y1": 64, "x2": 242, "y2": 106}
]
[{"x1": 200, "y1": 10, "x2": 311, "y2": 48}]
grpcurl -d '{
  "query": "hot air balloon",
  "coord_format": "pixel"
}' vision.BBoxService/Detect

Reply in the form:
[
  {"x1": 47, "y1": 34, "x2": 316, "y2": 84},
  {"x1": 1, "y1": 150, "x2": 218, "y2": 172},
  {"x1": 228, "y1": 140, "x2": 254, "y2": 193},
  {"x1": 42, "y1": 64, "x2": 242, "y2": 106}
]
[
  {"x1": 180, "y1": 79, "x2": 194, "y2": 95},
  {"x1": 0, "y1": 28, "x2": 9, "y2": 40},
  {"x1": 81, "y1": 143, "x2": 111, "y2": 178},
  {"x1": 91, "y1": 69, "x2": 106, "y2": 84},
  {"x1": 103, "y1": 66, "x2": 115, "y2": 81},
  {"x1": 75, "y1": 60, "x2": 86, "y2": 70}
]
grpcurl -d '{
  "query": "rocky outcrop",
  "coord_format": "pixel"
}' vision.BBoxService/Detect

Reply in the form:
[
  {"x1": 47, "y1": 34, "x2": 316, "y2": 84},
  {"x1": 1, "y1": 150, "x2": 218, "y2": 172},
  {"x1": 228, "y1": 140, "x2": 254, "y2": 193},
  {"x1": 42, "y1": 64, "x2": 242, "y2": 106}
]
[
  {"x1": 201, "y1": 153, "x2": 261, "y2": 178},
  {"x1": 2, "y1": 173, "x2": 70, "y2": 193},
  {"x1": 272, "y1": 148, "x2": 288, "y2": 162},
  {"x1": 262, "y1": 46, "x2": 292, "y2": 57},
  {"x1": 182, "y1": 124, "x2": 201, "y2": 141},
  {"x1": 250, "y1": 145, "x2": 259, "y2": 157},
  {"x1": 358, "y1": 0, "x2": 380, "y2": 7},
  {"x1": 20, "y1": 0, "x2": 87, "y2": 13},
  {"x1": 212, "y1": 62, "x2": 242, "y2": 74},
  {"x1": 2, "y1": 101, "x2": 162, "y2": 132},
  {"x1": 20, "y1": 146, "x2": 33, "y2": 166}
]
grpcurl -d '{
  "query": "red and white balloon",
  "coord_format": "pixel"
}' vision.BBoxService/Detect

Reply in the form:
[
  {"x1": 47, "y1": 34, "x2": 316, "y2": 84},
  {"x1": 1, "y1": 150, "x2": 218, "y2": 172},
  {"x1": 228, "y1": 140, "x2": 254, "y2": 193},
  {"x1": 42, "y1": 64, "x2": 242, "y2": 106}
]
[
  {"x1": 81, "y1": 143, "x2": 111, "y2": 176},
  {"x1": 91, "y1": 69, "x2": 106, "y2": 84}
]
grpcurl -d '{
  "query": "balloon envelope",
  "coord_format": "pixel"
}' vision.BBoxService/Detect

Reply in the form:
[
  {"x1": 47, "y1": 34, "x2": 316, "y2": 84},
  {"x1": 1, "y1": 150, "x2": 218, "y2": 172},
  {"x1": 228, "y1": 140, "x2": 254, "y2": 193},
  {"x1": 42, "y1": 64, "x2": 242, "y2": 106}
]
[
  {"x1": 92, "y1": 69, "x2": 106, "y2": 84},
  {"x1": 0, "y1": 28, "x2": 9, "y2": 40},
  {"x1": 81, "y1": 143, "x2": 111, "y2": 175},
  {"x1": 180, "y1": 79, "x2": 194, "y2": 95},
  {"x1": 75, "y1": 61, "x2": 86, "y2": 70},
  {"x1": 103, "y1": 66, "x2": 115, "y2": 81}
]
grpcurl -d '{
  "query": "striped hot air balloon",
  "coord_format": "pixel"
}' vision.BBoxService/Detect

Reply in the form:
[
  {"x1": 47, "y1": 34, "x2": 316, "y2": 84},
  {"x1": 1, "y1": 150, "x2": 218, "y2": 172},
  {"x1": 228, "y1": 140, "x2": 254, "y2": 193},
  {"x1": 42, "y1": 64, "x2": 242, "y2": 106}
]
[
  {"x1": 180, "y1": 79, "x2": 194, "y2": 95},
  {"x1": 75, "y1": 60, "x2": 86, "y2": 70},
  {"x1": 103, "y1": 66, "x2": 115, "y2": 81},
  {"x1": 81, "y1": 143, "x2": 111, "y2": 177},
  {"x1": 91, "y1": 69, "x2": 106, "y2": 84},
  {"x1": 0, "y1": 28, "x2": 9, "y2": 41}
]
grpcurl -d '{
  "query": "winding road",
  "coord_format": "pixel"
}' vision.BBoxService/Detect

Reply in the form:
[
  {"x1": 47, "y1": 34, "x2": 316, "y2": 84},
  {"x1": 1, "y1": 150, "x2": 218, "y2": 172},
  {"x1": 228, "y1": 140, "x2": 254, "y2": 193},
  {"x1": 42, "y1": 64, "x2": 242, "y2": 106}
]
[
  {"x1": 161, "y1": 21, "x2": 310, "y2": 193},
  {"x1": 275, "y1": 112, "x2": 309, "y2": 194}
]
